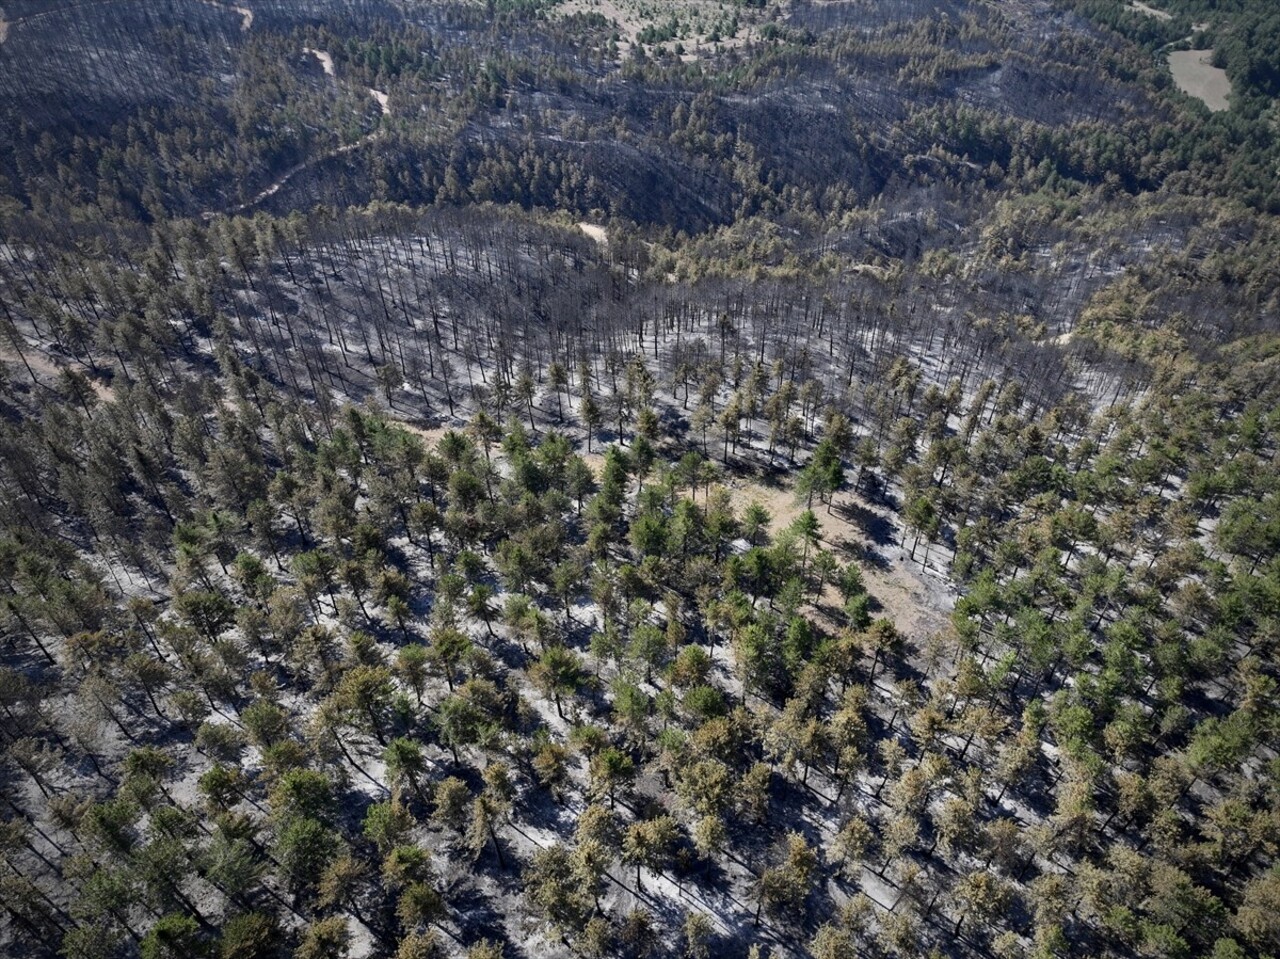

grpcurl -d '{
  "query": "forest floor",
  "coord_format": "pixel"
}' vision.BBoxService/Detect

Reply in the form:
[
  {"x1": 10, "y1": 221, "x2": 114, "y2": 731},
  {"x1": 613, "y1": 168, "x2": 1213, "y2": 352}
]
[
  {"x1": 0, "y1": 346, "x2": 115, "y2": 399},
  {"x1": 398, "y1": 421, "x2": 453, "y2": 447},
  {"x1": 722, "y1": 469, "x2": 955, "y2": 641}
]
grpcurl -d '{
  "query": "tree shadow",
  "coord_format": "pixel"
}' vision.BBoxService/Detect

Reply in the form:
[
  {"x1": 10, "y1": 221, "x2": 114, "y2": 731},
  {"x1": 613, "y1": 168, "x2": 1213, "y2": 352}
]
[
  {"x1": 445, "y1": 878, "x2": 520, "y2": 955},
  {"x1": 515, "y1": 776, "x2": 579, "y2": 837},
  {"x1": 829, "y1": 534, "x2": 892, "y2": 572},
  {"x1": 832, "y1": 498, "x2": 897, "y2": 550}
]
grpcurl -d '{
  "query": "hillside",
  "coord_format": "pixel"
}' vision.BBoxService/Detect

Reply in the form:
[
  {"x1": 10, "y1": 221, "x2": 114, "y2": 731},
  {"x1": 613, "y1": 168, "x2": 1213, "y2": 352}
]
[{"x1": 1, "y1": 2, "x2": 1279, "y2": 958}]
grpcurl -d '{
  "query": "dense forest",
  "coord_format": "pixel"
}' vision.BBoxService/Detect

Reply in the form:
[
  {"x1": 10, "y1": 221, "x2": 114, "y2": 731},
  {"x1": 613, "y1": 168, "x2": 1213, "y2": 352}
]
[{"x1": 1, "y1": 0, "x2": 1279, "y2": 957}]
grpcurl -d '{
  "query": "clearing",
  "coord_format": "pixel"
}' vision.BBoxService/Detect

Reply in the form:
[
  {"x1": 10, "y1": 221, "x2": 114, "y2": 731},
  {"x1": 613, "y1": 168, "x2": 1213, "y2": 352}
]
[
  {"x1": 723, "y1": 472, "x2": 955, "y2": 641},
  {"x1": 1129, "y1": 0, "x2": 1226, "y2": 109},
  {"x1": 554, "y1": 0, "x2": 768, "y2": 59},
  {"x1": 1168, "y1": 49, "x2": 1231, "y2": 111},
  {"x1": 578, "y1": 222, "x2": 608, "y2": 245},
  {"x1": 200, "y1": 0, "x2": 252, "y2": 30},
  {"x1": 305, "y1": 46, "x2": 335, "y2": 77}
]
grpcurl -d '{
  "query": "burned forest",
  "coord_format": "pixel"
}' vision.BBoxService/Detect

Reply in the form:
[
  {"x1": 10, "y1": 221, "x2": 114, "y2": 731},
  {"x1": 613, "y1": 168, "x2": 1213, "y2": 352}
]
[{"x1": 2, "y1": 1, "x2": 1280, "y2": 958}]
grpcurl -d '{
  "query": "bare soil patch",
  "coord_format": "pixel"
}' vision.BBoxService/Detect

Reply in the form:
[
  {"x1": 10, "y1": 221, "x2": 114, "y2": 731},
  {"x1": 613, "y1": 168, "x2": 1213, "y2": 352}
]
[
  {"x1": 199, "y1": 0, "x2": 251, "y2": 30},
  {"x1": 577, "y1": 221, "x2": 607, "y2": 245},
  {"x1": 579, "y1": 449, "x2": 607, "y2": 476},
  {"x1": 397, "y1": 421, "x2": 452, "y2": 448},
  {"x1": 305, "y1": 46, "x2": 335, "y2": 77},
  {"x1": 1168, "y1": 48, "x2": 1231, "y2": 111},
  {"x1": 722, "y1": 471, "x2": 955, "y2": 641}
]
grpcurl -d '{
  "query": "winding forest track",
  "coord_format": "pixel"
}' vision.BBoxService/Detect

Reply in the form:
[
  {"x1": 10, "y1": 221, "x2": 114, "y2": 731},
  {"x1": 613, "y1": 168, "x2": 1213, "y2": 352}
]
[
  {"x1": 0, "y1": 0, "x2": 251, "y2": 44},
  {"x1": 205, "y1": 45, "x2": 393, "y2": 218},
  {"x1": 205, "y1": 130, "x2": 385, "y2": 219}
]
